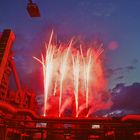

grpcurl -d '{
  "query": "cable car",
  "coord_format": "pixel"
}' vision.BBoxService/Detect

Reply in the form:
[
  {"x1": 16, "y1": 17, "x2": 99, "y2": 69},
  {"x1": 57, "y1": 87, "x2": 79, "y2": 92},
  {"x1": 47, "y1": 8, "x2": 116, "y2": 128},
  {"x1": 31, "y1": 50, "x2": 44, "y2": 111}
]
[{"x1": 26, "y1": 0, "x2": 40, "y2": 17}]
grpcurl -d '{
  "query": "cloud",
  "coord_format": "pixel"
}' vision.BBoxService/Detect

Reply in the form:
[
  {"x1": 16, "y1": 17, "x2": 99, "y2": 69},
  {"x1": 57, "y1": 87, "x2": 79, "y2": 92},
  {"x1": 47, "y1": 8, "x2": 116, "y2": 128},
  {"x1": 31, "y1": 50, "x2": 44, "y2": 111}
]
[
  {"x1": 91, "y1": 2, "x2": 116, "y2": 17},
  {"x1": 110, "y1": 82, "x2": 140, "y2": 116},
  {"x1": 125, "y1": 66, "x2": 135, "y2": 71},
  {"x1": 79, "y1": 1, "x2": 116, "y2": 17},
  {"x1": 116, "y1": 76, "x2": 124, "y2": 80},
  {"x1": 106, "y1": 67, "x2": 123, "y2": 78},
  {"x1": 132, "y1": 58, "x2": 139, "y2": 64},
  {"x1": 106, "y1": 65, "x2": 136, "y2": 79}
]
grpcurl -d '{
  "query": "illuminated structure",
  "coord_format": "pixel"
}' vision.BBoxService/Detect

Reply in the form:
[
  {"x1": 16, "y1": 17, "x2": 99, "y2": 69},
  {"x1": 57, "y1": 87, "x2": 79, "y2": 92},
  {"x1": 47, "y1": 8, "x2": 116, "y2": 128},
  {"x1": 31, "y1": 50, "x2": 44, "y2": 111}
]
[
  {"x1": 0, "y1": 29, "x2": 140, "y2": 140},
  {"x1": 0, "y1": 29, "x2": 38, "y2": 140}
]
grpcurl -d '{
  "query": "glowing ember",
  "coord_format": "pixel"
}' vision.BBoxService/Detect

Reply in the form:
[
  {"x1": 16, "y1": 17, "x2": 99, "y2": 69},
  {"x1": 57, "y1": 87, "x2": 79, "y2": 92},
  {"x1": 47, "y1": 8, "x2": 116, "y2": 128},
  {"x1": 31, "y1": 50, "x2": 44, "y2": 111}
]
[{"x1": 34, "y1": 31, "x2": 111, "y2": 117}]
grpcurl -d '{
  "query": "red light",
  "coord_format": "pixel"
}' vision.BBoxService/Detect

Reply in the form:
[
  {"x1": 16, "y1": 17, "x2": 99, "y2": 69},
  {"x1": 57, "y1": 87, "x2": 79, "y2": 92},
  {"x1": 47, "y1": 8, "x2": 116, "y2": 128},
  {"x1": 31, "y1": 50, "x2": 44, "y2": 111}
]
[
  {"x1": 105, "y1": 131, "x2": 114, "y2": 136},
  {"x1": 134, "y1": 131, "x2": 140, "y2": 136},
  {"x1": 89, "y1": 135, "x2": 100, "y2": 139}
]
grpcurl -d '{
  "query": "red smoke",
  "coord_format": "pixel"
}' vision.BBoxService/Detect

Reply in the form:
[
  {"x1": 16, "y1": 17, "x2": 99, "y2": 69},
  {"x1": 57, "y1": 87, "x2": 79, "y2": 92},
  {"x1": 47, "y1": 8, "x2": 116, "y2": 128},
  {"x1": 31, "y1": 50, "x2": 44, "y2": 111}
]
[{"x1": 34, "y1": 31, "x2": 112, "y2": 117}]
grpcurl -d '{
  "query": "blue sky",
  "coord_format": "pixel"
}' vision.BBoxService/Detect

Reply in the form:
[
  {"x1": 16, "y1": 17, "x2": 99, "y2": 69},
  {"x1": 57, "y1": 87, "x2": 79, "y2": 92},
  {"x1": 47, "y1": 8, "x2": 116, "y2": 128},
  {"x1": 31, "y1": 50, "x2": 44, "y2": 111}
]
[{"x1": 0, "y1": 0, "x2": 140, "y2": 89}]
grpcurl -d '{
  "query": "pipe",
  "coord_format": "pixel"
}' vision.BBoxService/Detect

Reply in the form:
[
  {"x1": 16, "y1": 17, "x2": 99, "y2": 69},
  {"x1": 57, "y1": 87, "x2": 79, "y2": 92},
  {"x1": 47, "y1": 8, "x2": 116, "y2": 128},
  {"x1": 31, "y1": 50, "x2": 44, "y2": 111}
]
[
  {"x1": 0, "y1": 102, "x2": 17, "y2": 114},
  {"x1": 0, "y1": 101, "x2": 40, "y2": 119},
  {"x1": 10, "y1": 59, "x2": 23, "y2": 101},
  {"x1": 122, "y1": 115, "x2": 140, "y2": 122},
  {"x1": 17, "y1": 109, "x2": 40, "y2": 119}
]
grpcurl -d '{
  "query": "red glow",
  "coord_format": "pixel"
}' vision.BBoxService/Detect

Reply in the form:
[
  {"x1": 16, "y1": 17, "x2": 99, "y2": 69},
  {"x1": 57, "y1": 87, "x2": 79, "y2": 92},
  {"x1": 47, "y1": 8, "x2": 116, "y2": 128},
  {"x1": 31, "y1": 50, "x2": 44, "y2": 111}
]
[
  {"x1": 122, "y1": 115, "x2": 140, "y2": 121},
  {"x1": 108, "y1": 41, "x2": 119, "y2": 51},
  {"x1": 105, "y1": 131, "x2": 114, "y2": 136},
  {"x1": 34, "y1": 31, "x2": 111, "y2": 117},
  {"x1": 89, "y1": 135, "x2": 100, "y2": 139},
  {"x1": 134, "y1": 131, "x2": 140, "y2": 136}
]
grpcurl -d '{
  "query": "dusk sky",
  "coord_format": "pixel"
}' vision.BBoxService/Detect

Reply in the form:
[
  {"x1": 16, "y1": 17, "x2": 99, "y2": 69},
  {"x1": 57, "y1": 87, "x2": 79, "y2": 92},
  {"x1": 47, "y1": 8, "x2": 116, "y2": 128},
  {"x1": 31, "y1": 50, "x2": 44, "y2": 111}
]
[
  {"x1": 0, "y1": 0, "x2": 140, "y2": 88},
  {"x1": 0, "y1": 0, "x2": 140, "y2": 115}
]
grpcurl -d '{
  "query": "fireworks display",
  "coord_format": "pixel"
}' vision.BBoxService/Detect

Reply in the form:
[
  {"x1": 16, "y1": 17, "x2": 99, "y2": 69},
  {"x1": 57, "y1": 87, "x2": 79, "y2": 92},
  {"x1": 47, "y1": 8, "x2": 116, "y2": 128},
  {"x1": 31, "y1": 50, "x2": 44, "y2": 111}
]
[{"x1": 34, "y1": 31, "x2": 111, "y2": 117}]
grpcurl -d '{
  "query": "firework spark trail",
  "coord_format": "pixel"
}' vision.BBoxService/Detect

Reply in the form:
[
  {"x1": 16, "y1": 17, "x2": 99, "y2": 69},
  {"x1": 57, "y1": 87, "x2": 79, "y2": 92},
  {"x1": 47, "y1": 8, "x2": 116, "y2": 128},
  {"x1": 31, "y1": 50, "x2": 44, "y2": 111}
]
[
  {"x1": 60, "y1": 97, "x2": 71, "y2": 115},
  {"x1": 95, "y1": 46, "x2": 104, "y2": 60},
  {"x1": 34, "y1": 32, "x2": 109, "y2": 117},
  {"x1": 43, "y1": 31, "x2": 56, "y2": 116},
  {"x1": 85, "y1": 50, "x2": 92, "y2": 109},
  {"x1": 33, "y1": 31, "x2": 55, "y2": 117},
  {"x1": 80, "y1": 46, "x2": 92, "y2": 110},
  {"x1": 53, "y1": 79, "x2": 57, "y2": 96},
  {"x1": 80, "y1": 46, "x2": 104, "y2": 111},
  {"x1": 72, "y1": 52, "x2": 80, "y2": 117},
  {"x1": 59, "y1": 40, "x2": 72, "y2": 117},
  {"x1": 80, "y1": 45, "x2": 87, "y2": 94},
  {"x1": 77, "y1": 103, "x2": 86, "y2": 117},
  {"x1": 53, "y1": 45, "x2": 62, "y2": 97}
]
